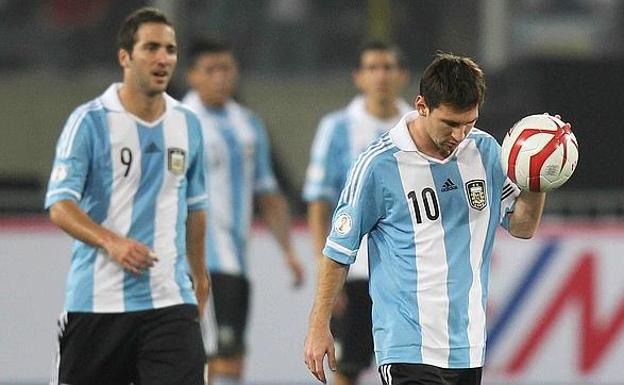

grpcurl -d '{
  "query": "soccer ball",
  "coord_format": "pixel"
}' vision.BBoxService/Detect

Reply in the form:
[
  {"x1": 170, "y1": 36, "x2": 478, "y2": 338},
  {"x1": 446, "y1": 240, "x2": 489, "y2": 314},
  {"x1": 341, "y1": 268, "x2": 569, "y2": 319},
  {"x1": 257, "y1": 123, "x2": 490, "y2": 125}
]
[{"x1": 501, "y1": 114, "x2": 578, "y2": 192}]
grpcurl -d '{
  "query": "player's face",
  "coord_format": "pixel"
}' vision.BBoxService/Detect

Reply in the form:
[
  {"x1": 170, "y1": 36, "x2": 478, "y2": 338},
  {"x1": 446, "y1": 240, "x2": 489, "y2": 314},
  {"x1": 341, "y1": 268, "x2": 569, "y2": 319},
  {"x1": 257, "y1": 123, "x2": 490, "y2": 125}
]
[
  {"x1": 417, "y1": 96, "x2": 479, "y2": 157},
  {"x1": 120, "y1": 22, "x2": 177, "y2": 96},
  {"x1": 353, "y1": 50, "x2": 406, "y2": 103},
  {"x1": 187, "y1": 52, "x2": 238, "y2": 108}
]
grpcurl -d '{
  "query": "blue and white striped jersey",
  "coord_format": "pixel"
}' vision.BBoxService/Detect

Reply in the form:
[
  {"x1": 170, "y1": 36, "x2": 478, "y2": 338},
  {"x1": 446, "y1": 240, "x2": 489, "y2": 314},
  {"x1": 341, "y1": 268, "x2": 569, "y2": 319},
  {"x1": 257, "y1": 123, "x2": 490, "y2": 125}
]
[
  {"x1": 303, "y1": 96, "x2": 411, "y2": 278},
  {"x1": 182, "y1": 92, "x2": 278, "y2": 277},
  {"x1": 324, "y1": 111, "x2": 520, "y2": 368},
  {"x1": 45, "y1": 84, "x2": 208, "y2": 313}
]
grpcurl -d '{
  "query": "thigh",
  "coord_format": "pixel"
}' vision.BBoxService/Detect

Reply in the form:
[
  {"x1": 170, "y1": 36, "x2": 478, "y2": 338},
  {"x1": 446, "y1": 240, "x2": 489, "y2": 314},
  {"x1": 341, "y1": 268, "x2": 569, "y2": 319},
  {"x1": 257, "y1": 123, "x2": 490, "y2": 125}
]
[
  {"x1": 204, "y1": 273, "x2": 250, "y2": 358},
  {"x1": 379, "y1": 364, "x2": 482, "y2": 385},
  {"x1": 135, "y1": 305, "x2": 205, "y2": 385},
  {"x1": 53, "y1": 311, "x2": 137, "y2": 385},
  {"x1": 335, "y1": 279, "x2": 373, "y2": 375}
]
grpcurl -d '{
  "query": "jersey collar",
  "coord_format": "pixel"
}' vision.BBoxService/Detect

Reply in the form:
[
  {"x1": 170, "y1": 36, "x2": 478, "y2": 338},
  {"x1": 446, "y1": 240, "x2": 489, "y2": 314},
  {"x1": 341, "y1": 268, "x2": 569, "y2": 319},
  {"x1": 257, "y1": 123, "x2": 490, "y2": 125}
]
[{"x1": 100, "y1": 83, "x2": 178, "y2": 123}]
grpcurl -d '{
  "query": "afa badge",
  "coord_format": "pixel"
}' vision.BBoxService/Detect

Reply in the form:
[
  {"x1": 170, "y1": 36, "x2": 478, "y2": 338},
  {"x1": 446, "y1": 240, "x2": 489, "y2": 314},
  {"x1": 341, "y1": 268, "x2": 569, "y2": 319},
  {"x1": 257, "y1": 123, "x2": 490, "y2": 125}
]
[
  {"x1": 167, "y1": 148, "x2": 186, "y2": 176},
  {"x1": 465, "y1": 179, "x2": 487, "y2": 211}
]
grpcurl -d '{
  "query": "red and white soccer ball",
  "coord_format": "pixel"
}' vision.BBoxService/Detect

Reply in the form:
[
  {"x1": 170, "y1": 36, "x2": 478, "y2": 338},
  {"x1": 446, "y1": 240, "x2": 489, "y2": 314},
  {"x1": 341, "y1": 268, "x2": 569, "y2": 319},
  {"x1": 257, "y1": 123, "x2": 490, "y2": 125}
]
[{"x1": 501, "y1": 114, "x2": 578, "y2": 192}]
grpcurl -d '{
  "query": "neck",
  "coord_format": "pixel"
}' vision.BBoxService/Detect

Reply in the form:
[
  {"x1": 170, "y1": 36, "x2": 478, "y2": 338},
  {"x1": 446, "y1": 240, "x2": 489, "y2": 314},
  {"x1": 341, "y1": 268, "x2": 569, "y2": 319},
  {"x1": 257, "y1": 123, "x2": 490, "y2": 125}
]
[
  {"x1": 407, "y1": 117, "x2": 449, "y2": 160},
  {"x1": 118, "y1": 84, "x2": 166, "y2": 122},
  {"x1": 364, "y1": 97, "x2": 399, "y2": 120}
]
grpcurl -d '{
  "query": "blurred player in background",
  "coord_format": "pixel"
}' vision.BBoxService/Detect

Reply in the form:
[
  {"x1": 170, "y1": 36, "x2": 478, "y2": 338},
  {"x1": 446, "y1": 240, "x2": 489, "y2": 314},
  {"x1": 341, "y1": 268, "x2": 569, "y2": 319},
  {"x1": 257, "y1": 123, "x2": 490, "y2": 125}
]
[
  {"x1": 302, "y1": 40, "x2": 410, "y2": 385},
  {"x1": 183, "y1": 38, "x2": 305, "y2": 385},
  {"x1": 45, "y1": 7, "x2": 208, "y2": 385},
  {"x1": 304, "y1": 53, "x2": 548, "y2": 385}
]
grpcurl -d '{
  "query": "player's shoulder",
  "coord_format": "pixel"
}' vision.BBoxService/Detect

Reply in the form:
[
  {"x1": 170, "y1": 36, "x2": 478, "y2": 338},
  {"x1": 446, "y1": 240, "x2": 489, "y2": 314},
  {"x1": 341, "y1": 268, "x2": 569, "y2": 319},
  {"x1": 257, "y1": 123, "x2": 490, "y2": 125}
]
[
  {"x1": 353, "y1": 133, "x2": 397, "y2": 171},
  {"x1": 468, "y1": 127, "x2": 500, "y2": 147},
  {"x1": 315, "y1": 106, "x2": 350, "y2": 140}
]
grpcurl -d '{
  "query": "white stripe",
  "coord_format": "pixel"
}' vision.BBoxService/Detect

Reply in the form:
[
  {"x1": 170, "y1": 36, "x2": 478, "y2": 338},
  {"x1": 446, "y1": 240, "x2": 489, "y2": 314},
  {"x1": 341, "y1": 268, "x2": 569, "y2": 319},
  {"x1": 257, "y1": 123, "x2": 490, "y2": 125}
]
[
  {"x1": 60, "y1": 102, "x2": 102, "y2": 159},
  {"x1": 387, "y1": 364, "x2": 393, "y2": 385},
  {"x1": 349, "y1": 136, "x2": 393, "y2": 205},
  {"x1": 201, "y1": 288, "x2": 219, "y2": 355},
  {"x1": 93, "y1": 113, "x2": 139, "y2": 312},
  {"x1": 325, "y1": 239, "x2": 357, "y2": 257},
  {"x1": 379, "y1": 364, "x2": 386, "y2": 384},
  {"x1": 49, "y1": 311, "x2": 68, "y2": 385},
  {"x1": 395, "y1": 151, "x2": 451, "y2": 365},
  {"x1": 151, "y1": 110, "x2": 188, "y2": 308},
  {"x1": 200, "y1": 114, "x2": 240, "y2": 274},
  {"x1": 188, "y1": 194, "x2": 208, "y2": 206},
  {"x1": 345, "y1": 136, "x2": 388, "y2": 203},
  {"x1": 46, "y1": 188, "x2": 82, "y2": 201}
]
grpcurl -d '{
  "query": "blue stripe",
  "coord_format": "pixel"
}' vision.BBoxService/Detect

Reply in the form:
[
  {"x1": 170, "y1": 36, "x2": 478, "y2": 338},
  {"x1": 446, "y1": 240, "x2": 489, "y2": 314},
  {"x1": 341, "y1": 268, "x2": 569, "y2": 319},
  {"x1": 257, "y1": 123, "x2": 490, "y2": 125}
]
[
  {"x1": 218, "y1": 120, "x2": 246, "y2": 273},
  {"x1": 431, "y1": 160, "x2": 472, "y2": 367},
  {"x1": 65, "y1": 109, "x2": 111, "y2": 311},
  {"x1": 124, "y1": 122, "x2": 164, "y2": 310},
  {"x1": 486, "y1": 241, "x2": 559, "y2": 353}
]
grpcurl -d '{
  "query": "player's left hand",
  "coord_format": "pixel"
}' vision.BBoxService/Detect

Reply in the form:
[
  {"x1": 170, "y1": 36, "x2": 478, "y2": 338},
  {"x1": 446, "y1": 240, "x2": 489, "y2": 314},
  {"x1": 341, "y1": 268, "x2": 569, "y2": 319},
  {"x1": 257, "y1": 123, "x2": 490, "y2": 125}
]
[
  {"x1": 285, "y1": 253, "x2": 305, "y2": 288},
  {"x1": 192, "y1": 271, "x2": 210, "y2": 318}
]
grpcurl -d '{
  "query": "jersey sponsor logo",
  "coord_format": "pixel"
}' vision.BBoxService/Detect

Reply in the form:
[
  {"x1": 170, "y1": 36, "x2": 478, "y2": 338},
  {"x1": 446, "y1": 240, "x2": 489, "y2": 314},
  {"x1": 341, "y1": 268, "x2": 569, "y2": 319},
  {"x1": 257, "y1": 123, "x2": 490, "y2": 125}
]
[
  {"x1": 465, "y1": 179, "x2": 487, "y2": 210},
  {"x1": 334, "y1": 213, "x2": 353, "y2": 236},
  {"x1": 441, "y1": 178, "x2": 458, "y2": 192},
  {"x1": 167, "y1": 148, "x2": 186, "y2": 176},
  {"x1": 50, "y1": 164, "x2": 68, "y2": 182}
]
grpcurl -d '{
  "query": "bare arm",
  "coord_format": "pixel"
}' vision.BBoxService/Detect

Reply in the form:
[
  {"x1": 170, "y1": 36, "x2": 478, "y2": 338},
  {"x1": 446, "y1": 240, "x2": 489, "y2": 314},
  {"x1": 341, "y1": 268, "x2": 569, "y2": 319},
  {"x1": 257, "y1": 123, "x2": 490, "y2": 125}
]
[
  {"x1": 186, "y1": 210, "x2": 210, "y2": 316},
  {"x1": 508, "y1": 190, "x2": 546, "y2": 239},
  {"x1": 304, "y1": 256, "x2": 349, "y2": 383},
  {"x1": 307, "y1": 201, "x2": 331, "y2": 258},
  {"x1": 49, "y1": 200, "x2": 156, "y2": 274},
  {"x1": 257, "y1": 192, "x2": 304, "y2": 287}
]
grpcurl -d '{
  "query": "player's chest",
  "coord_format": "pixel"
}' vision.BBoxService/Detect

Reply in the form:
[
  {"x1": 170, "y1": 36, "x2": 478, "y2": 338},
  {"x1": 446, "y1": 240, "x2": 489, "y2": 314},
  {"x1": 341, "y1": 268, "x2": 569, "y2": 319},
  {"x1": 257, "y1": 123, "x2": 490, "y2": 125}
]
[
  {"x1": 203, "y1": 125, "x2": 256, "y2": 172},
  {"x1": 390, "y1": 156, "x2": 491, "y2": 226}
]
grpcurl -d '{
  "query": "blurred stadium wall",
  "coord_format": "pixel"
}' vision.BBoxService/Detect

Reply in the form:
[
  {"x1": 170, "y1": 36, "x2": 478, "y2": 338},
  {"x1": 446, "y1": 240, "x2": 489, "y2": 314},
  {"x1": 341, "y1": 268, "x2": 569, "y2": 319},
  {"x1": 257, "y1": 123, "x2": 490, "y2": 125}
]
[{"x1": 1, "y1": 0, "x2": 623, "y2": 216}]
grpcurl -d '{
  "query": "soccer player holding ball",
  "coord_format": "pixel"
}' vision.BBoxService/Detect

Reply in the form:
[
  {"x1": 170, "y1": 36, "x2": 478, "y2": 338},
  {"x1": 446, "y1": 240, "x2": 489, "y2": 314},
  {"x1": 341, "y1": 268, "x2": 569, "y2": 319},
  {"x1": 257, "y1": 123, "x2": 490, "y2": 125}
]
[{"x1": 304, "y1": 52, "x2": 576, "y2": 385}]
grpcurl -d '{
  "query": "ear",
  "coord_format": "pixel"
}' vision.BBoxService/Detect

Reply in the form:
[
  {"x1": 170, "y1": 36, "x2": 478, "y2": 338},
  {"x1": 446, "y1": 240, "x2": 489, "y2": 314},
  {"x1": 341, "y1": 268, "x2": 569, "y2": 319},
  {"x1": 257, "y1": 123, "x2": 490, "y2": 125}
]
[
  {"x1": 414, "y1": 95, "x2": 429, "y2": 116},
  {"x1": 118, "y1": 48, "x2": 130, "y2": 69}
]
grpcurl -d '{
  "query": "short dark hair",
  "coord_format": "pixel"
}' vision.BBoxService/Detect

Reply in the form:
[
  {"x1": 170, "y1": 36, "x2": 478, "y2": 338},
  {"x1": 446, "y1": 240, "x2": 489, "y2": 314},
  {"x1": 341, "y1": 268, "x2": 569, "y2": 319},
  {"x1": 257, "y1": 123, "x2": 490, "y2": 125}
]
[
  {"x1": 187, "y1": 37, "x2": 233, "y2": 67},
  {"x1": 117, "y1": 7, "x2": 172, "y2": 53},
  {"x1": 419, "y1": 52, "x2": 486, "y2": 110},
  {"x1": 355, "y1": 40, "x2": 405, "y2": 69}
]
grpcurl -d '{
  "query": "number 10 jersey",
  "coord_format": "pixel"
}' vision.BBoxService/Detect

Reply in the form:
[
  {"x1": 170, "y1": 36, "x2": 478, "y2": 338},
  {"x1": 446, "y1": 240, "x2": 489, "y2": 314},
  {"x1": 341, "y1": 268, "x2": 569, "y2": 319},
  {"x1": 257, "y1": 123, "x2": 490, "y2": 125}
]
[{"x1": 324, "y1": 110, "x2": 520, "y2": 369}]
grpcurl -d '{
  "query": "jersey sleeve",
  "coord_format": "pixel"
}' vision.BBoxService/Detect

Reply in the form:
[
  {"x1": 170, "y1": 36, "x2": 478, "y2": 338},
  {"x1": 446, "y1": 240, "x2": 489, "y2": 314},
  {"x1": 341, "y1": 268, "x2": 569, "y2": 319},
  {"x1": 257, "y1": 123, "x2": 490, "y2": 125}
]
[
  {"x1": 499, "y1": 177, "x2": 521, "y2": 229},
  {"x1": 186, "y1": 114, "x2": 208, "y2": 211},
  {"x1": 44, "y1": 110, "x2": 93, "y2": 209},
  {"x1": 302, "y1": 115, "x2": 344, "y2": 203},
  {"x1": 323, "y1": 160, "x2": 384, "y2": 265},
  {"x1": 250, "y1": 115, "x2": 279, "y2": 195}
]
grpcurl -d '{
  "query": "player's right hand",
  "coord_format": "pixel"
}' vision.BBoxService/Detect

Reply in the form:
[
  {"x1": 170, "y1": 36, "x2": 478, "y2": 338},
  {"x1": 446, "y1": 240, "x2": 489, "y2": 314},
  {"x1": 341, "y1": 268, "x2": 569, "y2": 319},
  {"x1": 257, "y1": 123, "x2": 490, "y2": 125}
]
[
  {"x1": 304, "y1": 326, "x2": 336, "y2": 384},
  {"x1": 104, "y1": 235, "x2": 158, "y2": 274}
]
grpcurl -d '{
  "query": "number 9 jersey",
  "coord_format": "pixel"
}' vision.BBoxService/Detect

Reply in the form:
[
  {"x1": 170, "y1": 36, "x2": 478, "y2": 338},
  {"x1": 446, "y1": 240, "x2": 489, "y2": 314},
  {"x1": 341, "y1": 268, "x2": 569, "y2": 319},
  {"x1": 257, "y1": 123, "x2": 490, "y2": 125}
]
[
  {"x1": 323, "y1": 111, "x2": 520, "y2": 370},
  {"x1": 44, "y1": 84, "x2": 208, "y2": 313}
]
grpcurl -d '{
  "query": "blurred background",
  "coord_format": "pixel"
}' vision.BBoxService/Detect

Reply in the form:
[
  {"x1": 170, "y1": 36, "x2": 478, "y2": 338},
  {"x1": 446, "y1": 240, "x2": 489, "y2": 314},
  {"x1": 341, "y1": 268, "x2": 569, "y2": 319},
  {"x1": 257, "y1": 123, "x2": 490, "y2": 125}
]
[{"x1": 1, "y1": 1, "x2": 624, "y2": 384}]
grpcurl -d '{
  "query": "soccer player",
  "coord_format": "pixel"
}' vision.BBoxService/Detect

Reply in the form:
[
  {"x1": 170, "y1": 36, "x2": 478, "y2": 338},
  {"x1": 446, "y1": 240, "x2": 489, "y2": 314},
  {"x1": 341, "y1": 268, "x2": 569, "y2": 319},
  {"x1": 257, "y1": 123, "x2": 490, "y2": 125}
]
[
  {"x1": 45, "y1": 7, "x2": 209, "y2": 385},
  {"x1": 303, "y1": 40, "x2": 410, "y2": 385},
  {"x1": 183, "y1": 38, "x2": 305, "y2": 385},
  {"x1": 304, "y1": 53, "x2": 549, "y2": 385}
]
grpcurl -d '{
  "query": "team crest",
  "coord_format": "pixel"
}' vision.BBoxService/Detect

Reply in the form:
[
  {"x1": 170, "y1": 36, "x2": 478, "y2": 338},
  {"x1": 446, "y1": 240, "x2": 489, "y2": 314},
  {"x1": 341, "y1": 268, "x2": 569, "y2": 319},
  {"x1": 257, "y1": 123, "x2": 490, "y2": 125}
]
[
  {"x1": 465, "y1": 179, "x2": 488, "y2": 211},
  {"x1": 167, "y1": 148, "x2": 186, "y2": 176}
]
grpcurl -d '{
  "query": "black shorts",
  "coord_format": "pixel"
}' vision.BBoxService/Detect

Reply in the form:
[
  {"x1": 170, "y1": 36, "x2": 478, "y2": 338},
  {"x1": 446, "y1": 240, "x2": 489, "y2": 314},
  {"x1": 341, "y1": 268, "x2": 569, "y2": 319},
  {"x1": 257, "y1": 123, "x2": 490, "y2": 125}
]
[
  {"x1": 379, "y1": 363, "x2": 482, "y2": 385},
  {"x1": 51, "y1": 304, "x2": 205, "y2": 385},
  {"x1": 201, "y1": 272, "x2": 250, "y2": 358},
  {"x1": 331, "y1": 278, "x2": 373, "y2": 377}
]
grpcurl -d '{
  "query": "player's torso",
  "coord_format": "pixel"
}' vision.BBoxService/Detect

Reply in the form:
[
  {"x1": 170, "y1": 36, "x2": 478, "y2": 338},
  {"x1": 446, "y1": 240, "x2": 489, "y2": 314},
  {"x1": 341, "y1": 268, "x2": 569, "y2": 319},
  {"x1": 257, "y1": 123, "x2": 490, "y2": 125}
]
[
  {"x1": 369, "y1": 134, "x2": 503, "y2": 367},
  {"x1": 70, "y1": 106, "x2": 196, "y2": 312},
  {"x1": 196, "y1": 103, "x2": 259, "y2": 274}
]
